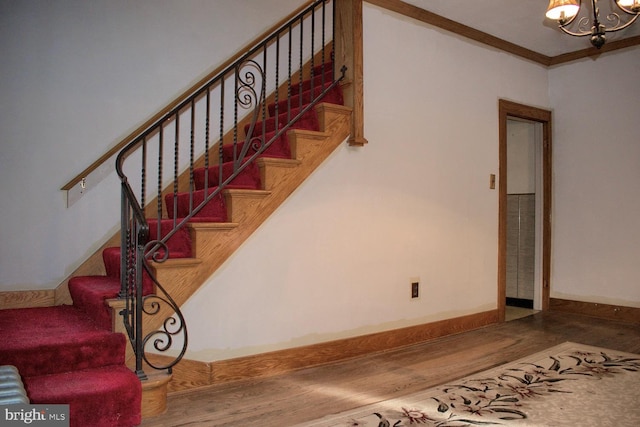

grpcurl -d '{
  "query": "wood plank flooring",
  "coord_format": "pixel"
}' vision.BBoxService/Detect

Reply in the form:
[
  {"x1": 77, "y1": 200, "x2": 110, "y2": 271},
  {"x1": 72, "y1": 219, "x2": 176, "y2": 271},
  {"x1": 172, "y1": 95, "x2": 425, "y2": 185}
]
[{"x1": 141, "y1": 311, "x2": 640, "y2": 426}]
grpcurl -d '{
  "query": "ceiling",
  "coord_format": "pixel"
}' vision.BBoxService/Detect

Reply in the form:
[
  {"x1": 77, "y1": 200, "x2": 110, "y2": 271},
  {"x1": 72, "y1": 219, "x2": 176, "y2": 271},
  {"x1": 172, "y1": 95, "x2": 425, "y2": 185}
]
[{"x1": 399, "y1": 0, "x2": 640, "y2": 57}]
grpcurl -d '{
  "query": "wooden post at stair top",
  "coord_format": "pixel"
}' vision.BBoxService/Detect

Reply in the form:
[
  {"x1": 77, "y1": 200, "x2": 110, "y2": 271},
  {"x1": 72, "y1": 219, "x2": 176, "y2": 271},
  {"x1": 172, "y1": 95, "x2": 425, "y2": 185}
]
[{"x1": 335, "y1": 0, "x2": 368, "y2": 146}]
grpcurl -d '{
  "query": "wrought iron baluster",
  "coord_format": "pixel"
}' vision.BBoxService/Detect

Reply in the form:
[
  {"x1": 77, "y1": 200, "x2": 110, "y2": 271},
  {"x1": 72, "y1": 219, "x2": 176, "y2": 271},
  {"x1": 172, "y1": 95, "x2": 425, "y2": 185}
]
[
  {"x1": 157, "y1": 123, "x2": 164, "y2": 231},
  {"x1": 299, "y1": 15, "x2": 304, "y2": 110},
  {"x1": 189, "y1": 99, "x2": 195, "y2": 215},
  {"x1": 288, "y1": 23, "x2": 293, "y2": 123},
  {"x1": 173, "y1": 112, "x2": 181, "y2": 222},
  {"x1": 141, "y1": 138, "x2": 147, "y2": 211},
  {"x1": 204, "y1": 87, "x2": 211, "y2": 195},
  {"x1": 274, "y1": 34, "x2": 281, "y2": 129},
  {"x1": 332, "y1": 0, "x2": 336, "y2": 80},
  {"x1": 311, "y1": 7, "x2": 316, "y2": 95},
  {"x1": 322, "y1": 0, "x2": 326, "y2": 89},
  {"x1": 134, "y1": 220, "x2": 145, "y2": 380},
  {"x1": 262, "y1": 46, "x2": 268, "y2": 150},
  {"x1": 218, "y1": 78, "x2": 225, "y2": 187},
  {"x1": 233, "y1": 65, "x2": 239, "y2": 171}
]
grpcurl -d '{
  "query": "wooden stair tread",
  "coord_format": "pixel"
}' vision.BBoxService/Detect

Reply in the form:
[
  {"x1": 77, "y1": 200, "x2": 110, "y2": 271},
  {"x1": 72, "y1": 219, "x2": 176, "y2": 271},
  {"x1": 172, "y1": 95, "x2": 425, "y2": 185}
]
[
  {"x1": 188, "y1": 222, "x2": 239, "y2": 231},
  {"x1": 256, "y1": 157, "x2": 302, "y2": 168},
  {"x1": 223, "y1": 188, "x2": 272, "y2": 197},
  {"x1": 288, "y1": 128, "x2": 328, "y2": 139},
  {"x1": 316, "y1": 102, "x2": 351, "y2": 114},
  {"x1": 150, "y1": 257, "x2": 203, "y2": 269}
]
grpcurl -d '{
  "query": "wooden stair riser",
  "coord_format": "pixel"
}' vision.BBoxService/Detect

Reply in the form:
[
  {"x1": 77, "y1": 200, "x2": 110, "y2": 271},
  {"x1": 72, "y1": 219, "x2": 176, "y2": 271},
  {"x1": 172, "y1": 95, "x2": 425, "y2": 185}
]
[
  {"x1": 188, "y1": 223, "x2": 239, "y2": 258},
  {"x1": 256, "y1": 158, "x2": 301, "y2": 191},
  {"x1": 224, "y1": 190, "x2": 272, "y2": 223},
  {"x1": 317, "y1": 103, "x2": 351, "y2": 133},
  {"x1": 290, "y1": 104, "x2": 351, "y2": 161},
  {"x1": 289, "y1": 131, "x2": 330, "y2": 162}
]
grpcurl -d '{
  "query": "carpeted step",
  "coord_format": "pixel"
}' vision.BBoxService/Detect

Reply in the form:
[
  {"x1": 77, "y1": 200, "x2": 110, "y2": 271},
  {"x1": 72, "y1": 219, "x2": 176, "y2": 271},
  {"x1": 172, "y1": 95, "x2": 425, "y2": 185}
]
[
  {"x1": 192, "y1": 160, "x2": 261, "y2": 191},
  {"x1": 164, "y1": 187, "x2": 228, "y2": 223},
  {"x1": 24, "y1": 365, "x2": 141, "y2": 427},
  {"x1": 68, "y1": 275, "x2": 123, "y2": 331},
  {"x1": 288, "y1": 69, "x2": 334, "y2": 97},
  {"x1": 269, "y1": 84, "x2": 343, "y2": 117},
  {"x1": 0, "y1": 306, "x2": 126, "y2": 378},
  {"x1": 100, "y1": 247, "x2": 156, "y2": 293},
  {"x1": 244, "y1": 105, "x2": 320, "y2": 137},
  {"x1": 310, "y1": 60, "x2": 333, "y2": 78},
  {"x1": 144, "y1": 218, "x2": 193, "y2": 259},
  {"x1": 221, "y1": 129, "x2": 292, "y2": 162}
]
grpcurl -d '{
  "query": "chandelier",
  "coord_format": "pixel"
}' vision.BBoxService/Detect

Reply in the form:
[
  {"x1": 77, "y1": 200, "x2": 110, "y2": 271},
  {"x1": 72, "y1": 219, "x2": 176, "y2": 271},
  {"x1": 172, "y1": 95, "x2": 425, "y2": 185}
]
[{"x1": 545, "y1": 0, "x2": 640, "y2": 48}]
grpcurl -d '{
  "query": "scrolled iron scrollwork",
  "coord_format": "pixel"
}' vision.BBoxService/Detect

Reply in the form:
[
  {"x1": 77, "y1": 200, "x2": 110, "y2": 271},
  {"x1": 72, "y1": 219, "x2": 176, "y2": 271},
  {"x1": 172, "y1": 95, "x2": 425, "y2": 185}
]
[
  {"x1": 236, "y1": 59, "x2": 264, "y2": 111},
  {"x1": 235, "y1": 58, "x2": 267, "y2": 165},
  {"x1": 144, "y1": 239, "x2": 170, "y2": 263},
  {"x1": 249, "y1": 135, "x2": 265, "y2": 153},
  {"x1": 138, "y1": 262, "x2": 188, "y2": 372}
]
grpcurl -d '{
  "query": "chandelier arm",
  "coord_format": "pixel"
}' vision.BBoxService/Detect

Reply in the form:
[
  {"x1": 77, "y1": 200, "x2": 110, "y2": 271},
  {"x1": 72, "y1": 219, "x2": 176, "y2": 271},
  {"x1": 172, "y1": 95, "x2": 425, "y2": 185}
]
[
  {"x1": 558, "y1": 24, "x2": 592, "y2": 37},
  {"x1": 603, "y1": 13, "x2": 639, "y2": 32}
]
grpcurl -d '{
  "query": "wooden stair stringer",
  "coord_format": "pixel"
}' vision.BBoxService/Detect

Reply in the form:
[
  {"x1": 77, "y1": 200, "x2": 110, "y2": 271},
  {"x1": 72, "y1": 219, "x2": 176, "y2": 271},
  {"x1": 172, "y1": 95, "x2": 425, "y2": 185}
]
[{"x1": 127, "y1": 102, "x2": 352, "y2": 366}]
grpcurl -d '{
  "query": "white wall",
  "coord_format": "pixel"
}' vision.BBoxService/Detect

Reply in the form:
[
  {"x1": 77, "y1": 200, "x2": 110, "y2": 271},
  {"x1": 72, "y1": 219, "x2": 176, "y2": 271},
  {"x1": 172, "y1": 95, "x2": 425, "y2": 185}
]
[
  {"x1": 549, "y1": 47, "x2": 640, "y2": 307},
  {"x1": 0, "y1": 0, "x2": 305, "y2": 290},
  {"x1": 179, "y1": 3, "x2": 549, "y2": 361}
]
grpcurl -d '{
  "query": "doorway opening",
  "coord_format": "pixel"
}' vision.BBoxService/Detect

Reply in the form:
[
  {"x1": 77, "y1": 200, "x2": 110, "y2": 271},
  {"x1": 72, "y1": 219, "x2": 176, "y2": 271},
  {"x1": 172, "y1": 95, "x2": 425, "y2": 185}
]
[{"x1": 498, "y1": 100, "x2": 552, "y2": 322}]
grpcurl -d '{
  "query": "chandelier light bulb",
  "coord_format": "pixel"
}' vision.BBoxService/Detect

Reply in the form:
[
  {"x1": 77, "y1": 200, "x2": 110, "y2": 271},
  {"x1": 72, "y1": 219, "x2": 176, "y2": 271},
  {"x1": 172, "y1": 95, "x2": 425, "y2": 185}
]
[
  {"x1": 546, "y1": 0, "x2": 580, "y2": 21},
  {"x1": 617, "y1": 0, "x2": 640, "y2": 12}
]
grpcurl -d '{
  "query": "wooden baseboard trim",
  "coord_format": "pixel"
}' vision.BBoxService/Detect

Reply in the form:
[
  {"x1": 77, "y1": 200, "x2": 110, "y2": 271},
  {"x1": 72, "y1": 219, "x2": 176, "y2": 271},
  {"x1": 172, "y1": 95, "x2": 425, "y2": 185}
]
[
  {"x1": 550, "y1": 298, "x2": 640, "y2": 324},
  {"x1": 161, "y1": 309, "x2": 498, "y2": 393},
  {"x1": 0, "y1": 290, "x2": 55, "y2": 309}
]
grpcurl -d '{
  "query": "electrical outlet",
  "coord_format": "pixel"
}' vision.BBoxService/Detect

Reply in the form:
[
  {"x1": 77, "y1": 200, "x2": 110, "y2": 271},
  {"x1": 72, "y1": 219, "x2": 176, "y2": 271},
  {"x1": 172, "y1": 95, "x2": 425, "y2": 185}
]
[{"x1": 411, "y1": 281, "x2": 419, "y2": 299}]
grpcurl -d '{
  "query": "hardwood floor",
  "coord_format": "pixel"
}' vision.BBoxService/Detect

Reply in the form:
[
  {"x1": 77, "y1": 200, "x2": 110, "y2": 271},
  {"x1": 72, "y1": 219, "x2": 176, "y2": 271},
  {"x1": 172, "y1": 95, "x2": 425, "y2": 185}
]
[
  {"x1": 141, "y1": 311, "x2": 640, "y2": 426},
  {"x1": 505, "y1": 305, "x2": 538, "y2": 321}
]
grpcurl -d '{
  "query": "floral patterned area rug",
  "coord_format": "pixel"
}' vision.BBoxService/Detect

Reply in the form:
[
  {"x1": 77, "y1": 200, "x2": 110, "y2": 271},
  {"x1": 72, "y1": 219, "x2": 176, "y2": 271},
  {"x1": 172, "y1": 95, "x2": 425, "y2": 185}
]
[{"x1": 294, "y1": 342, "x2": 640, "y2": 427}]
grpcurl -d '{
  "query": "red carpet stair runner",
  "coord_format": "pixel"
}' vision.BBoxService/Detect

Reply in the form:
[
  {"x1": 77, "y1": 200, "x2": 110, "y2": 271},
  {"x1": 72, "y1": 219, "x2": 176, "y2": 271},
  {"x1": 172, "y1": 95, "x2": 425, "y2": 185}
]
[
  {"x1": 0, "y1": 64, "x2": 343, "y2": 426},
  {"x1": 0, "y1": 306, "x2": 142, "y2": 427}
]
